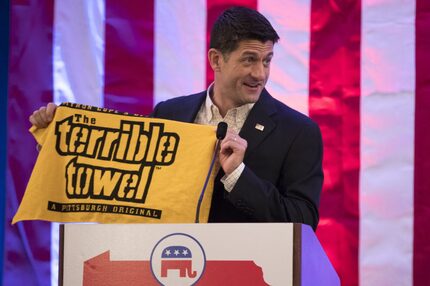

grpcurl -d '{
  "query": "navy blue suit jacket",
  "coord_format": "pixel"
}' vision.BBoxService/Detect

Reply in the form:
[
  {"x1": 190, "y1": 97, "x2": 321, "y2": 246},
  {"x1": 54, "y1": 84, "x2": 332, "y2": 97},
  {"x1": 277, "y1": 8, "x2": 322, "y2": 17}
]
[{"x1": 152, "y1": 89, "x2": 323, "y2": 230}]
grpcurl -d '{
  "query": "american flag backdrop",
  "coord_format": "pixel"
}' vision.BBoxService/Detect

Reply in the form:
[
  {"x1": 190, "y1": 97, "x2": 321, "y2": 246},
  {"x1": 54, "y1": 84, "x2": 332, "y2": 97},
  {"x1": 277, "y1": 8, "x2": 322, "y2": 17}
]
[{"x1": 4, "y1": 0, "x2": 430, "y2": 285}]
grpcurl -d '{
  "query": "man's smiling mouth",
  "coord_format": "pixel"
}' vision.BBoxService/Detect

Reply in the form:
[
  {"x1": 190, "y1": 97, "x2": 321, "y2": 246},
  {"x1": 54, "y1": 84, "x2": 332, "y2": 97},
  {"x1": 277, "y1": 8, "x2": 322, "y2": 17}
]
[{"x1": 244, "y1": 82, "x2": 260, "y2": 88}]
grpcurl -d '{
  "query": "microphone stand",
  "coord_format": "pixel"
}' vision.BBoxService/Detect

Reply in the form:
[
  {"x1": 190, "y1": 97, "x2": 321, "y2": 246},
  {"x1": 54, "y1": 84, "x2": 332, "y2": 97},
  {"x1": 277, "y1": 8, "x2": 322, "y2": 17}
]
[{"x1": 194, "y1": 122, "x2": 227, "y2": 223}]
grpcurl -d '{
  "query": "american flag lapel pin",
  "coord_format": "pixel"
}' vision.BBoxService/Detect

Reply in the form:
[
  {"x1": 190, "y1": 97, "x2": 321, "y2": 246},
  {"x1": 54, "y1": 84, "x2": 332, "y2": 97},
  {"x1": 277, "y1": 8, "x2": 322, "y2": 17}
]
[{"x1": 255, "y1": 123, "x2": 264, "y2": 131}]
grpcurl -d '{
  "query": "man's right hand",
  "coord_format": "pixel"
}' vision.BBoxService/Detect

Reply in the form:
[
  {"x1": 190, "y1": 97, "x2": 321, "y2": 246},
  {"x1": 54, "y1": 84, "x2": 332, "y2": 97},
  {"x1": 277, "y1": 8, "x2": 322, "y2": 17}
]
[{"x1": 29, "y1": 103, "x2": 57, "y2": 128}]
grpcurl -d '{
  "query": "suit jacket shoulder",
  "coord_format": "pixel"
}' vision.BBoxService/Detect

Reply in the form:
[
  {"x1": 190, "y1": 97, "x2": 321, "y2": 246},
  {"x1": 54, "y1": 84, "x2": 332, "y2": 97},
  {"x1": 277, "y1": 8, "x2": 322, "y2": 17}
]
[
  {"x1": 239, "y1": 89, "x2": 321, "y2": 161},
  {"x1": 151, "y1": 91, "x2": 206, "y2": 122}
]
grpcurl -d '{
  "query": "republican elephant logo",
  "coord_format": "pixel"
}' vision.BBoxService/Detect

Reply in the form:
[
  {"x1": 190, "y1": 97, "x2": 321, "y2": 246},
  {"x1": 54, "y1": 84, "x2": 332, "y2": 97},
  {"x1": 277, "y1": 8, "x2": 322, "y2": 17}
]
[
  {"x1": 160, "y1": 245, "x2": 197, "y2": 278},
  {"x1": 150, "y1": 233, "x2": 206, "y2": 285}
]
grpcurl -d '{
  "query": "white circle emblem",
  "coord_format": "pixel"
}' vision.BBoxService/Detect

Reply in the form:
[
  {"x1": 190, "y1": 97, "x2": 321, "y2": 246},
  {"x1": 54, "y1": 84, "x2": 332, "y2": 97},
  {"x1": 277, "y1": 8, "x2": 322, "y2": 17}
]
[{"x1": 150, "y1": 233, "x2": 206, "y2": 285}]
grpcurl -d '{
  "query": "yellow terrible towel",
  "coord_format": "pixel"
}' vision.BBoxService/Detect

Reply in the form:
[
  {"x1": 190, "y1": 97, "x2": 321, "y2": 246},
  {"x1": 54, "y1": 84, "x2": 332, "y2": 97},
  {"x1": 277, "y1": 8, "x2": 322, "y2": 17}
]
[{"x1": 13, "y1": 103, "x2": 217, "y2": 224}]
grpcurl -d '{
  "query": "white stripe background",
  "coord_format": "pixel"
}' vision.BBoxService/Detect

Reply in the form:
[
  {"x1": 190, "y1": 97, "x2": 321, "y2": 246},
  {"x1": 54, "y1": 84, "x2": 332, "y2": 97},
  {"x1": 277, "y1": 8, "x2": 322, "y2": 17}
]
[
  {"x1": 50, "y1": 1, "x2": 417, "y2": 285},
  {"x1": 360, "y1": 0, "x2": 415, "y2": 285},
  {"x1": 154, "y1": 0, "x2": 207, "y2": 103}
]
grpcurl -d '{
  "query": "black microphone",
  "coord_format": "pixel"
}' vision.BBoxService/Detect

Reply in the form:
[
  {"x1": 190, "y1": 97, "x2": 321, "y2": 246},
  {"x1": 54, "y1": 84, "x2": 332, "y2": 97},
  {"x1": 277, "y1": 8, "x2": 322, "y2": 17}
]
[
  {"x1": 195, "y1": 122, "x2": 228, "y2": 223},
  {"x1": 216, "y1": 121, "x2": 228, "y2": 140}
]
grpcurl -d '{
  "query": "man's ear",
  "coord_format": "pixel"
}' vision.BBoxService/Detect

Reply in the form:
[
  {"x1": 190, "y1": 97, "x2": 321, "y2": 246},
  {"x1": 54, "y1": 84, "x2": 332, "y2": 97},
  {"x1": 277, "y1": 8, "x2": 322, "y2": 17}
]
[{"x1": 208, "y1": 48, "x2": 222, "y2": 72}]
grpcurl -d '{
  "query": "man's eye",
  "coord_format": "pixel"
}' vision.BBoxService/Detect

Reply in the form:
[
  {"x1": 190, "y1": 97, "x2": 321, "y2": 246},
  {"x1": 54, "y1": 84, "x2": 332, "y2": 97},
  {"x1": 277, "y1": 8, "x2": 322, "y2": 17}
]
[{"x1": 263, "y1": 59, "x2": 272, "y2": 67}]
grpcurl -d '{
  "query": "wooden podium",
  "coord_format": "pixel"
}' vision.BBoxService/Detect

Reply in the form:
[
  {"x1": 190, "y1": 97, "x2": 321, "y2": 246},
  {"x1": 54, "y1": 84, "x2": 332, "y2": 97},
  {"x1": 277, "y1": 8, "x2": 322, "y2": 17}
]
[{"x1": 59, "y1": 223, "x2": 339, "y2": 286}]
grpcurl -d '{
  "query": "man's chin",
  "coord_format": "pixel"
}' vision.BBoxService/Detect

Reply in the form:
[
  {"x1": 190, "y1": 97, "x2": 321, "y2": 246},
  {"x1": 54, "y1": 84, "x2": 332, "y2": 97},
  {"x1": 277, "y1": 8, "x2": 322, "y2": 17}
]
[
  {"x1": 244, "y1": 92, "x2": 261, "y2": 104},
  {"x1": 246, "y1": 88, "x2": 263, "y2": 100}
]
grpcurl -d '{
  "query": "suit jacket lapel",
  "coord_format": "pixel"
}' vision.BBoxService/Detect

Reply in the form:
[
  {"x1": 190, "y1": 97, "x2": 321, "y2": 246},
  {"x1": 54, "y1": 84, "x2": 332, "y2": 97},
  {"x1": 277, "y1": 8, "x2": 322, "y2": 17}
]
[
  {"x1": 239, "y1": 89, "x2": 277, "y2": 157},
  {"x1": 182, "y1": 89, "x2": 277, "y2": 156}
]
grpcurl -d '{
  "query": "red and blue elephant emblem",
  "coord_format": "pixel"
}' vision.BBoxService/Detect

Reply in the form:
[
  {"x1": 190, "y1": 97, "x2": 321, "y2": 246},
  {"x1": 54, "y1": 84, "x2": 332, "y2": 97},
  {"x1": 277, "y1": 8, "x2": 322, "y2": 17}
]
[{"x1": 160, "y1": 245, "x2": 197, "y2": 278}]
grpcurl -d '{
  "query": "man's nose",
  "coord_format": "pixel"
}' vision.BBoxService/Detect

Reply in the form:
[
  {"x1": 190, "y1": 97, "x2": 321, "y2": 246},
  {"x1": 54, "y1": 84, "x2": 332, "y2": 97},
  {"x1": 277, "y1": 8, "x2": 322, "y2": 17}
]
[{"x1": 250, "y1": 62, "x2": 266, "y2": 81}]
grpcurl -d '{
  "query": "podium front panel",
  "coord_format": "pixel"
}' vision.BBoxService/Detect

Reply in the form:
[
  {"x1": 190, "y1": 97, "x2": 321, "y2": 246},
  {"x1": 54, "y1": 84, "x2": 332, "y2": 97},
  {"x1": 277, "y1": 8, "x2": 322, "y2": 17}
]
[{"x1": 60, "y1": 223, "x2": 294, "y2": 286}]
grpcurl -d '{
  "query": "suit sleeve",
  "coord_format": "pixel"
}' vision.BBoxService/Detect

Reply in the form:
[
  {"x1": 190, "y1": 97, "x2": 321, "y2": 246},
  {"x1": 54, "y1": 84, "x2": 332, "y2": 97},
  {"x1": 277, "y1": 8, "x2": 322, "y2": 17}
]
[{"x1": 225, "y1": 121, "x2": 323, "y2": 230}]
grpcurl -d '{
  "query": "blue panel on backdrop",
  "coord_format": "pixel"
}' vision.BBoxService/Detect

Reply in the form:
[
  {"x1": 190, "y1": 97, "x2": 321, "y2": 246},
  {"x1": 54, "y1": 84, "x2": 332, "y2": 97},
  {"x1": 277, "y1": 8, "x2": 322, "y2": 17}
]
[{"x1": 0, "y1": 0, "x2": 10, "y2": 281}]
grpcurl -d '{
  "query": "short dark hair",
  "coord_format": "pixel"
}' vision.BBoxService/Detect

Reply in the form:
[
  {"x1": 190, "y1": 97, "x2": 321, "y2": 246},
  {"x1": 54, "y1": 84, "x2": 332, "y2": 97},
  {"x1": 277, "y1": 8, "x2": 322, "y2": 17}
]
[{"x1": 210, "y1": 6, "x2": 280, "y2": 55}]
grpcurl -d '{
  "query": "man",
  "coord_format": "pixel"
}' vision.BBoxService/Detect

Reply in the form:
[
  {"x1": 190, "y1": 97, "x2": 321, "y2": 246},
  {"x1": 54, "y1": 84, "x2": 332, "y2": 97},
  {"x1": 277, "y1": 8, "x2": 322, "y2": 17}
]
[{"x1": 30, "y1": 7, "x2": 323, "y2": 230}]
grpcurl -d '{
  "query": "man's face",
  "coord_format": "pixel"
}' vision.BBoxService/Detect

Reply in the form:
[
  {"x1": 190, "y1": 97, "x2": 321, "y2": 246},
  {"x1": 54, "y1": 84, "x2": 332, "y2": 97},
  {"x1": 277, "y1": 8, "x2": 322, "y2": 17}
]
[{"x1": 215, "y1": 40, "x2": 274, "y2": 107}]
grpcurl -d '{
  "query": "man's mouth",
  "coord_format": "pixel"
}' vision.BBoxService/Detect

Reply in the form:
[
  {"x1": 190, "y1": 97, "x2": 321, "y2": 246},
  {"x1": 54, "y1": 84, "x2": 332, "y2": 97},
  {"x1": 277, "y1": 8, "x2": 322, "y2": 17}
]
[{"x1": 244, "y1": 82, "x2": 260, "y2": 88}]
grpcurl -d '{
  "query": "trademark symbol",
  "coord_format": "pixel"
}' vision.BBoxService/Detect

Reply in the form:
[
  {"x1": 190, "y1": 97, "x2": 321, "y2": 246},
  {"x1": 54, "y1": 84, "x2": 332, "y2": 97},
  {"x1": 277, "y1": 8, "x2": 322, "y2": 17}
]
[{"x1": 156, "y1": 166, "x2": 162, "y2": 170}]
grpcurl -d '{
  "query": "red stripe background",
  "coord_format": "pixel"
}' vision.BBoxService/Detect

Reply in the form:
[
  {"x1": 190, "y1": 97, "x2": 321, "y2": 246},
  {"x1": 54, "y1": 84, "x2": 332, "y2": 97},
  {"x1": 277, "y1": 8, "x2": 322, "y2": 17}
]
[
  {"x1": 309, "y1": 1, "x2": 361, "y2": 286},
  {"x1": 6, "y1": 0, "x2": 55, "y2": 285},
  {"x1": 414, "y1": 0, "x2": 430, "y2": 285},
  {"x1": 103, "y1": 0, "x2": 154, "y2": 115}
]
